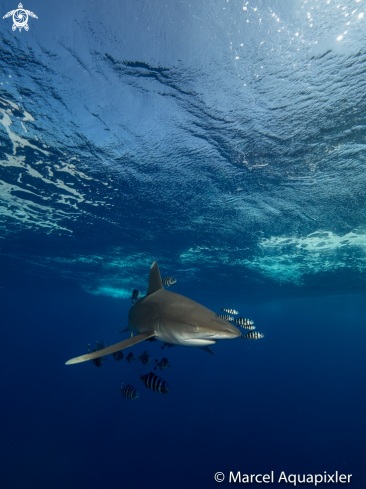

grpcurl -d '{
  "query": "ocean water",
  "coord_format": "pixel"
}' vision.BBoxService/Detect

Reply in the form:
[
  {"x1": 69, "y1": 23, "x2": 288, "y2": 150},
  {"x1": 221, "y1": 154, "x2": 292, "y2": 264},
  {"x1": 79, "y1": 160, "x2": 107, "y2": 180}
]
[{"x1": 1, "y1": 0, "x2": 366, "y2": 487}]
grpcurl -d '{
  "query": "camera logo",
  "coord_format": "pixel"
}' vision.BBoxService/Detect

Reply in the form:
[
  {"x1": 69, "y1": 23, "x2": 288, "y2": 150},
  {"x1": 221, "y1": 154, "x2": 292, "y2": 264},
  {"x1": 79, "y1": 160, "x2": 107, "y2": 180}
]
[{"x1": 3, "y1": 3, "x2": 38, "y2": 32}]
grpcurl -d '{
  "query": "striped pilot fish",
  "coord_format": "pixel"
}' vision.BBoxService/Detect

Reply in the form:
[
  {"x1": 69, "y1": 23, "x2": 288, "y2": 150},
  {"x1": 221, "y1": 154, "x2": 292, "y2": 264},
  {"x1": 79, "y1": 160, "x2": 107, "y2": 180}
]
[
  {"x1": 161, "y1": 276, "x2": 177, "y2": 288},
  {"x1": 131, "y1": 289, "x2": 141, "y2": 304},
  {"x1": 241, "y1": 331, "x2": 264, "y2": 340},
  {"x1": 138, "y1": 350, "x2": 151, "y2": 366},
  {"x1": 221, "y1": 308, "x2": 239, "y2": 315},
  {"x1": 113, "y1": 350, "x2": 124, "y2": 361},
  {"x1": 215, "y1": 314, "x2": 234, "y2": 322},
  {"x1": 234, "y1": 318, "x2": 255, "y2": 329},
  {"x1": 154, "y1": 357, "x2": 171, "y2": 371},
  {"x1": 140, "y1": 372, "x2": 170, "y2": 394},
  {"x1": 121, "y1": 383, "x2": 140, "y2": 400},
  {"x1": 125, "y1": 352, "x2": 135, "y2": 364},
  {"x1": 88, "y1": 341, "x2": 107, "y2": 367}
]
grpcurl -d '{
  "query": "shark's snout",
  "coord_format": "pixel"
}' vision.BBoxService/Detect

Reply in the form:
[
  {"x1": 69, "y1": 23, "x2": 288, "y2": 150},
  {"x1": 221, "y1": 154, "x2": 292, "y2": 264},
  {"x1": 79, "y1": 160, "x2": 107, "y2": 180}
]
[
  {"x1": 205, "y1": 320, "x2": 241, "y2": 340},
  {"x1": 225, "y1": 326, "x2": 241, "y2": 339}
]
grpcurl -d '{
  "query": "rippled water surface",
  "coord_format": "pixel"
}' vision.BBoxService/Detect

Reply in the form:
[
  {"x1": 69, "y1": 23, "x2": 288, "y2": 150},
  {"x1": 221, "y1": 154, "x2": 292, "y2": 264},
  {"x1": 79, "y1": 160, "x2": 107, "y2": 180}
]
[{"x1": 2, "y1": 0, "x2": 366, "y2": 294}]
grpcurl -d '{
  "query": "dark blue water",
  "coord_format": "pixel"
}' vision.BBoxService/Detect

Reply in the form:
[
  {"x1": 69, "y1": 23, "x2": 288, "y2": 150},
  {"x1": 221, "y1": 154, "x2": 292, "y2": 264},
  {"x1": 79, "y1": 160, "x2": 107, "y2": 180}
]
[
  {"x1": 1, "y1": 285, "x2": 365, "y2": 488},
  {"x1": 1, "y1": 0, "x2": 366, "y2": 487}
]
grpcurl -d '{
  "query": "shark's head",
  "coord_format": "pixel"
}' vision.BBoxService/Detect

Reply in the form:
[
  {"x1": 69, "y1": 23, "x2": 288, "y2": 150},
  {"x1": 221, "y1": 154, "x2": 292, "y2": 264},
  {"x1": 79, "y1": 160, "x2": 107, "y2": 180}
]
[{"x1": 172, "y1": 314, "x2": 241, "y2": 346}]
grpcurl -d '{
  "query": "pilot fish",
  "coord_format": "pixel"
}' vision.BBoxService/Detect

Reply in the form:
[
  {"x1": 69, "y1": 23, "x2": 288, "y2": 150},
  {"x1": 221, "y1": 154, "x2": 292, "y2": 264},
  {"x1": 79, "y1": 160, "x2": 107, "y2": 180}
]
[
  {"x1": 154, "y1": 357, "x2": 171, "y2": 371},
  {"x1": 125, "y1": 352, "x2": 135, "y2": 363},
  {"x1": 161, "y1": 276, "x2": 177, "y2": 288},
  {"x1": 121, "y1": 383, "x2": 139, "y2": 400},
  {"x1": 88, "y1": 342, "x2": 107, "y2": 367},
  {"x1": 241, "y1": 331, "x2": 264, "y2": 340},
  {"x1": 215, "y1": 314, "x2": 234, "y2": 322},
  {"x1": 234, "y1": 318, "x2": 255, "y2": 329},
  {"x1": 138, "y1": 350, "x2": 151, "y2": 366},
  {"x1": 140, "y1": 372, "x2": 170, "y2": 394},
  {"x1": 131, "y1": 289, "x2": 141, "y2": 304},
  {"x1": 113, "y1": 350, "x2": 124, "y2": 361},
  {"x1": 221, "y1": 308, "x2": 238, "y2": 315},
  {"x1": 92, "y1": 357, "x2": 103, "y2": 368}
]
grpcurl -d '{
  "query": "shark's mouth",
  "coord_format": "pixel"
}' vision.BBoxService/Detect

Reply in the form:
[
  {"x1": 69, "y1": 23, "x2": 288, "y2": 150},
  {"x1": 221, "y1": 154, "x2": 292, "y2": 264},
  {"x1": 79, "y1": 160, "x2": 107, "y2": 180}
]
[{"x1": 181, "y1": 338, "x2": 217, "y2": 346}]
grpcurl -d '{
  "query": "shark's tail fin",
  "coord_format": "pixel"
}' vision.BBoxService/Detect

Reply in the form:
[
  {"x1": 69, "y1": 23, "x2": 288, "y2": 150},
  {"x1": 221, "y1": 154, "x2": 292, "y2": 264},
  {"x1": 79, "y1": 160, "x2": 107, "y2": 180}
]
[{"x1": 146, "y1": 261, "x2": 163, "y2": 296}]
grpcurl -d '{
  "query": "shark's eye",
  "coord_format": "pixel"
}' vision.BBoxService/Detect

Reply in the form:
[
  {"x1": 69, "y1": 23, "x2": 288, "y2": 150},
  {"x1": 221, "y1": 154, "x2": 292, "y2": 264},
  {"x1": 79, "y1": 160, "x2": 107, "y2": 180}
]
[{"x1": 194, "y1": 327, "x2": 199, "y2": 333}]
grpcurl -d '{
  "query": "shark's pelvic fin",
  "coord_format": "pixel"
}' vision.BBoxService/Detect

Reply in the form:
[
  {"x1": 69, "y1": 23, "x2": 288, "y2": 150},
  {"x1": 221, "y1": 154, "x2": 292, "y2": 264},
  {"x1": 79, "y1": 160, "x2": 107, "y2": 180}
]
[
  {"x1": 146, "y1": 261, "x2": 163, "y2": 296},
  {"x1": 199, "y1": 345, "x2": 215, "y2": 355},
  {"x1": 65, "y1": 331, "x2": 156, "y2": 365}
]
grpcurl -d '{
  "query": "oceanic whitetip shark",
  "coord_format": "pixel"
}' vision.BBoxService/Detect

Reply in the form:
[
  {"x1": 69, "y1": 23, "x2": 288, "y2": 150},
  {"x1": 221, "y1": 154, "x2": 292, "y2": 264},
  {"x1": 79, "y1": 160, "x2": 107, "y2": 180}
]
[{"x1": 65, "y1": 261, "x2": 241, "y2": 365}]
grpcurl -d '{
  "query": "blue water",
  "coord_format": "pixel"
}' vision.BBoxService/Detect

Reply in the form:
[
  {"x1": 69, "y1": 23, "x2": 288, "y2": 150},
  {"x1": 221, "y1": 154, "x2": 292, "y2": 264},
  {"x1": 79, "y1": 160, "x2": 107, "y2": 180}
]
[{"x1": 1, "y1": 0, "x2": 366, "y2": 487}]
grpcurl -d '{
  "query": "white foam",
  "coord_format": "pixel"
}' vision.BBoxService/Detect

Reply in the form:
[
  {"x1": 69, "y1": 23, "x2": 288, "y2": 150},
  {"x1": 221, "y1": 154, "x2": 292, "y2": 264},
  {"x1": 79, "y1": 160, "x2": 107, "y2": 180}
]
[
  {"x1": 179, "y1": 230, "x2": 366, "y2": 285},
  {"x1": 0, "y1": 178, "x2": 72, "y2": 233},
  {"x1": 85, "y1": 286, "x2": 132, "y2": 299},
  {"x1": 0, "y1": 108, "x2": 49, "y2": 156}
]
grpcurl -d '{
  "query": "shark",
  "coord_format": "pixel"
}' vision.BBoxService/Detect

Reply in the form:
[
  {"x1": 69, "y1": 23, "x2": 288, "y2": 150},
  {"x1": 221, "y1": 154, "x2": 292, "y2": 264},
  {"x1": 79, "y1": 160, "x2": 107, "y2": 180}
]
[{"x1": 65, "y1": 261, "x2": 241, "y2": 365}]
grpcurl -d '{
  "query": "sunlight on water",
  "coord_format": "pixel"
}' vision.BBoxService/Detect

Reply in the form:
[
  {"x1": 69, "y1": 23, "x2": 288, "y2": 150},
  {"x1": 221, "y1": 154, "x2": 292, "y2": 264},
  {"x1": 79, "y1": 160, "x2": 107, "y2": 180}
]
[
  {"x1": 1, "y1": 0, "x2": 366, "y2": 292},
  {"x1": 85, "y1": 285, "x2": 133, "y2": 299}
]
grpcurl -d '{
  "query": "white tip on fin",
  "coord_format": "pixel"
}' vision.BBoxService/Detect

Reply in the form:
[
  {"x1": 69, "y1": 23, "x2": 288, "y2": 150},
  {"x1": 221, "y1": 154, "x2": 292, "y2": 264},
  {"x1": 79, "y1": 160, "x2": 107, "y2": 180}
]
[{"x1": 65, "y1": 331, "x2": 156, "y2": 365}]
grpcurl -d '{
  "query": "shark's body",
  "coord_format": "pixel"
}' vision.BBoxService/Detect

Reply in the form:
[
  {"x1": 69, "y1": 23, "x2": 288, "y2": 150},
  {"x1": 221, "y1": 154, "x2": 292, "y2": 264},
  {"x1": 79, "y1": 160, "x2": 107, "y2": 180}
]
[{"x1": 66, "y1": 262, "x2": 241, "y2": 365}]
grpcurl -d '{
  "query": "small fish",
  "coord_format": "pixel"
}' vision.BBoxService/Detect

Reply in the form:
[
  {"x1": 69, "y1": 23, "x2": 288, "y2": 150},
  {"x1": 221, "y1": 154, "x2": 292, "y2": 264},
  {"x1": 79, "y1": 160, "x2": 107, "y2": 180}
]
[
  {"x1": 221, "y1": 308, "x2": 239, "y2": 315},
  {"x1": 138, "y1": 350, "x2": 151, "y2": 366},
  {"x1": 162, "y1": 276, "x2": 177, "y2": 288},
  {"x1": 113, "y1": 350, "x2": 124, "y2": 361},
  {"x1": 161, "y1": 343, "x2": 175, "y2": 350},
  {"x1": 92, "y1": 357, "x2": 103, "y2": 367},
  {"x1": 88, "y1": 341, "x2": 107, "y2": 367},
  {"x1": 140, "y1": 372, "x2": 170, "y2": 394},
  {"x1": 121, "y1": 383, "x2": 139, "y2": 400},
  {"x1": 234, "y1": 318, "x2": 255, "y2": 329},
  {"x1": 241, "y1": 331, "x2": 264, "y2": 340},
  {"x1": 216, "y1": 314, "x2": 234, "y2": 322},
  {"x1": 125, "y1": 352, "x2": 135, "y2": 363},
  {"x1": 131, "y1": 289, "x2": 141, "y2": 304},
  {"x1": 154, "y1": 357, "x2": 171, "y2": 371}
]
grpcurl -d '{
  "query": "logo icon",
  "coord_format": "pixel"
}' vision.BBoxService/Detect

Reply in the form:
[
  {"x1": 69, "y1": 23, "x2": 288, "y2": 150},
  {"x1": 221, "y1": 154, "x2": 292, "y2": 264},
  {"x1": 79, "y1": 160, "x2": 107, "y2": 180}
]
[{"x1": 3, "y1": 3, "x2": 38, "y2": 32}]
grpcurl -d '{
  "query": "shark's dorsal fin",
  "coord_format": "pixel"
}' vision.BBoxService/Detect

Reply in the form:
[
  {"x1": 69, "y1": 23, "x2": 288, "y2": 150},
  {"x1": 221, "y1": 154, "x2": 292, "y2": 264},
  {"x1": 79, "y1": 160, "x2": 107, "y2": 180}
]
[{"x1": 146, "y1": 261, "x2": 163, "y2": 296}]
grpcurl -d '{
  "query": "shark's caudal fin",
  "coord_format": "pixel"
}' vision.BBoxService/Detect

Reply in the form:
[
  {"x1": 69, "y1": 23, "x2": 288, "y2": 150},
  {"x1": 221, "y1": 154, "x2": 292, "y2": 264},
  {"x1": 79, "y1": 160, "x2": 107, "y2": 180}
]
[
  {"x1": 146, "y1": 261, "x2": 163, "y2": 296},
  {"x1": 65, "y1": 331, "x2": 156, "y2": 365}
]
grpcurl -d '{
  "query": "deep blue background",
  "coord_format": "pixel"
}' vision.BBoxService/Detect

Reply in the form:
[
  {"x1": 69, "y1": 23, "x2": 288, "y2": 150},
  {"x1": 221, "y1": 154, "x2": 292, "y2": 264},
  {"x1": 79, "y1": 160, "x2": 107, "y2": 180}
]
[{"x1": 1, "y1": 280, "x2": 365, "y2": 488}]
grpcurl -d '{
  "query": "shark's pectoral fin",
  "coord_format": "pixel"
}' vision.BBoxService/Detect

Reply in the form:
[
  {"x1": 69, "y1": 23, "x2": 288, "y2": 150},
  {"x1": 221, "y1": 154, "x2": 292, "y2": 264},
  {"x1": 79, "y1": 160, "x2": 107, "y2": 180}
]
[
  {"x1": 199, "y1": 345, "x2": 215, "y2": 355},
  {"x1": 65, "y1": 331, "x2": 156, "y2": 365}
]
